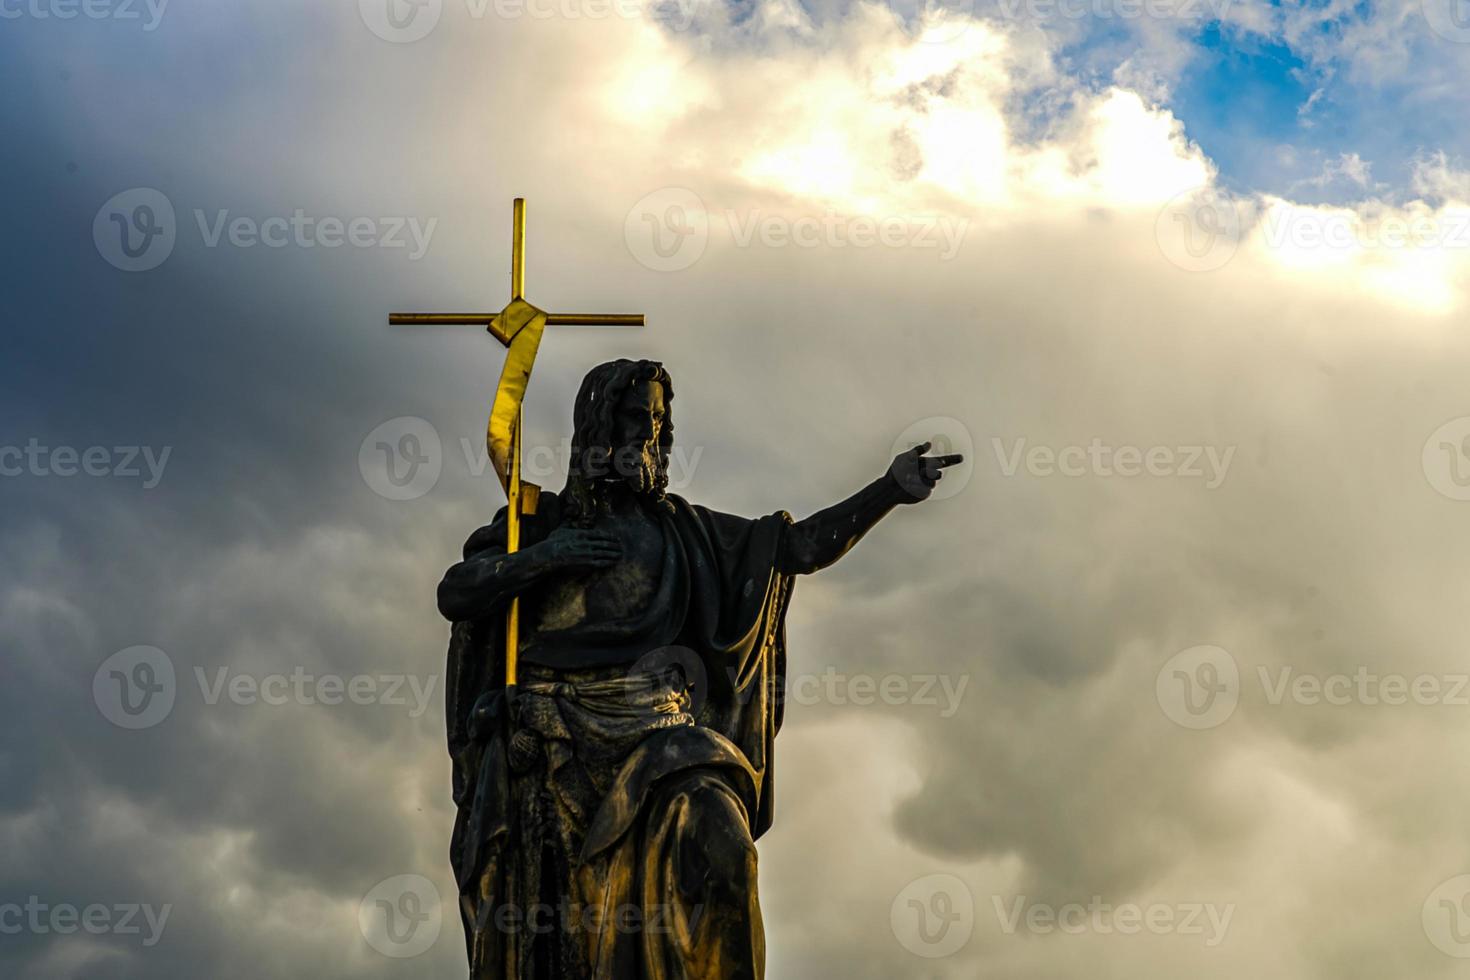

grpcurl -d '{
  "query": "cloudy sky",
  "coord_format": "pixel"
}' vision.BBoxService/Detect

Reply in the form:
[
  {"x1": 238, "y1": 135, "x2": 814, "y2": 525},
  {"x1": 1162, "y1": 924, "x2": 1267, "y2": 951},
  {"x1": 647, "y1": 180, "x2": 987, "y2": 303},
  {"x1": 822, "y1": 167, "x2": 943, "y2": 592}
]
[{"x1": 6, "y1": 0, "x2": 1470, "y2": 976}]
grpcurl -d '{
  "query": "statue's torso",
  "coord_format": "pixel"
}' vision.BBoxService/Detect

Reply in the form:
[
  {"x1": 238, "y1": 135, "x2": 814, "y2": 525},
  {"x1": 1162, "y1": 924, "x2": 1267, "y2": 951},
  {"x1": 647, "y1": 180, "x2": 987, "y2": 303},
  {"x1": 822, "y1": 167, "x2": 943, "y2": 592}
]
[{"x1": 524, "y1": 503, "x2": 666, "y2": 652}]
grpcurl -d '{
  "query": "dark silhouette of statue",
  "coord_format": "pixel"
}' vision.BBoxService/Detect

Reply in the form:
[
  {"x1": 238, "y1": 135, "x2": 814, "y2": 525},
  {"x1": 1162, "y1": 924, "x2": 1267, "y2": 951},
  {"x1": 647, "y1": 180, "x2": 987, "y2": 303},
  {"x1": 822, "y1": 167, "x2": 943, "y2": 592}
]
[{"x1": 438, "y1": 359, "x2": 961, "y2": 979}]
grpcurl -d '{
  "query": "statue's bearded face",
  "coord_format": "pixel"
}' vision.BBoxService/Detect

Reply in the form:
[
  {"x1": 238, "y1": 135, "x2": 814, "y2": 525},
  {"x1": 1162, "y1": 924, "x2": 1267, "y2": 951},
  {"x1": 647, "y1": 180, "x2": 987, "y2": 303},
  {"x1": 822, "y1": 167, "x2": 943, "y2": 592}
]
[{"x1": 608, "y1": 379, "x2": 667, "y2": 495}]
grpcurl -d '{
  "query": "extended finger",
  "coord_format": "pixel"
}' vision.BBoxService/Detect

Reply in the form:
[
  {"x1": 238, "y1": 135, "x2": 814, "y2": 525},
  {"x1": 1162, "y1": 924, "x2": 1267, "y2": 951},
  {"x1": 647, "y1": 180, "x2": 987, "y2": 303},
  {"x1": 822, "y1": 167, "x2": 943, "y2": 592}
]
[{"x1": 927, "y1": 453, "x2": 964, "y2": 469}]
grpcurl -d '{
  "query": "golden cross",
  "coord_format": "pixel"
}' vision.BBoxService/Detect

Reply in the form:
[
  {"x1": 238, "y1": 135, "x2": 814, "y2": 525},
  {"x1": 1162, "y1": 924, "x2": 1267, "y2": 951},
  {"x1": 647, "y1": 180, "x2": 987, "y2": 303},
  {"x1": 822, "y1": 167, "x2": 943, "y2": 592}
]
[{"x1": 390, "y1": 198, "x2": 644, "y2": 689}]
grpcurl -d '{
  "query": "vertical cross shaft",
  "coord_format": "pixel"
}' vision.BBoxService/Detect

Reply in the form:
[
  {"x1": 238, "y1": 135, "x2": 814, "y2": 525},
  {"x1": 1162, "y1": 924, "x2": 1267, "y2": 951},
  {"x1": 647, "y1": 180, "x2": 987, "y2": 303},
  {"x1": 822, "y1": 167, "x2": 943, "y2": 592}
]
[
  {"x1": 510, "y1": 198, "x2": 525, "y2": 301},
  {"x1": 505, "y1": 199, "x2": 527, "y2": 685}
]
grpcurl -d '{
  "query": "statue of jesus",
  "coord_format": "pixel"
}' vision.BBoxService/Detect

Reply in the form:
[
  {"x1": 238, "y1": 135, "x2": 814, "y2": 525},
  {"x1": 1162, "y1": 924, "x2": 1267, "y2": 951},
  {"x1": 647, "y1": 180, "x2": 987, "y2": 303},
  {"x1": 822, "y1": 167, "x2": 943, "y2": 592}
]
[{"x1": 438, "y1": 358, "x2": 961, "y2": 979}]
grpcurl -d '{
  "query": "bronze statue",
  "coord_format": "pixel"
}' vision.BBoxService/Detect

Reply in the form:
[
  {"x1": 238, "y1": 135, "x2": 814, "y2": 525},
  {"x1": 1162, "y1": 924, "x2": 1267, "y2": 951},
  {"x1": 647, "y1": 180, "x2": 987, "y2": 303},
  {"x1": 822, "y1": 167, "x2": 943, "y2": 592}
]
[{"x1": 437, "y1": 358, "x2": 962, "y2": 979}]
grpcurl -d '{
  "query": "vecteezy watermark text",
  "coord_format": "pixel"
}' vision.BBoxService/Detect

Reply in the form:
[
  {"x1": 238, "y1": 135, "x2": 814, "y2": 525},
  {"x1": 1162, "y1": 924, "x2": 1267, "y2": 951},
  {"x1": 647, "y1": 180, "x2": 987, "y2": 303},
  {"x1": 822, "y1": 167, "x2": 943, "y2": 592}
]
[
  {"x1": 624, "y1": 188, "x2": 970, "y2": 272},
  {"x1": 460, "y1": 436, "x2": 704, "y2": 491},
  {"x1": 194, "y1": 210, "x2": 436, "y2": 259},
  {"x1": 358, "y1": 0, "x2": 699, "y2": 43},
  {"x1": 991, "y1": 437, "x2": 1235, "y2": 489},
  {"x1": 995, "y1": 0, "x2": 1231, "y2": 20},
  {"x1": 781, "y1": 668, "x2": 969, "y2": 717},
  {"x1": 0, "y1": 440, "x2": 170, "y2": 488},
  {"x1": 1254, "y1": 206, "x2": 1470, "y2": 252},
  {"x1": 993, "y1": 895, "x2": 1234, "y2": 946},
  {"x1": 0, "y1": 0, "x2": 168, "y2": 29},
  {"x1": 482, "y1": 899, "x2": 700, "y2": 936},
  {"x1": 1258, "y1": 666, "x2": 1470, "y2": 707},
  {"x1": 0, "y1": 898, "x2": 171, "y2": 947},
  {"x1": 196, "y1": 667, "x2": 438, "y2": 718},
  {"x1": 620, "y1": 649, "x2": 971, "y2": 720}
]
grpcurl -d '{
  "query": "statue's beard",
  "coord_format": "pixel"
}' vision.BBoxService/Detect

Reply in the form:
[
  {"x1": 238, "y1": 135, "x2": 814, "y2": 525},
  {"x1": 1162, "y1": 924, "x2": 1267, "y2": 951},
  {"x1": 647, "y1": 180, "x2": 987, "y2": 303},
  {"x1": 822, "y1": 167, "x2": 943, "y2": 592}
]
[
  {"x1": 614, "y1": 440, "x2": 664, "y2": 496},
  {"x1": 579, "y1": 440, "x2": 665, "y2": 498}
]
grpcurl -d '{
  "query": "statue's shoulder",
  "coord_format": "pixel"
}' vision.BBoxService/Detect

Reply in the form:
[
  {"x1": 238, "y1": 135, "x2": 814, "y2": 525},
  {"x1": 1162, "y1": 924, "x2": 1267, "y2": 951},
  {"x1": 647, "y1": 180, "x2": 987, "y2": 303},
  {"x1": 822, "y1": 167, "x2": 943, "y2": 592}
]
[
  {"x1": 662, "y1": 492, "x2": 712, "y2": 527},
  {"x1": 460, "y1": 491, "x2": 564, "y2": 559},
  {"x1": 667, "y1": 499, "x2": 793, "y2": 528},
  {"x1": 664, "y1": 493, "x2": 793, "y2": 531}
]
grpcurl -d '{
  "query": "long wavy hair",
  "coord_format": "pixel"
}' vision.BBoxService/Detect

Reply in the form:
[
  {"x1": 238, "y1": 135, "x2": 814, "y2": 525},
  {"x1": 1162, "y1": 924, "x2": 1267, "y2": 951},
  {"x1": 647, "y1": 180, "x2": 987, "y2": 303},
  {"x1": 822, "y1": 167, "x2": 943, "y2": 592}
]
[{"x1": 562, "y1": 358, "x2": 675, "y2": 526}]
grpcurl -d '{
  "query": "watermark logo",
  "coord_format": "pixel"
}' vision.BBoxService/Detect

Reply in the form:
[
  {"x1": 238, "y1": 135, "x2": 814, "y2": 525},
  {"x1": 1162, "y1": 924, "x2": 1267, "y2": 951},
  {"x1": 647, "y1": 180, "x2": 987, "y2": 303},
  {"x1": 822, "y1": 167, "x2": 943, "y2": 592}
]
[
  {"x1": 891, "y1": 873, "x2": 974, "y2": 958},
  {"x1": 360, "y1": 874, "x2": 442, "y2": 958},
  {"x1": 1156, "y1": 645, "x2": 1239, "y2": 730},
  {"x1": 1423, "y1": 0, "x2": 1470, "y2": 43},
  {"x1": 891, "y1": 417, "x2": 975, "y2": 500},
  {"x1": 360, "y1": 417, "x2": 443, "y2": 500},
  {"x1": 94, "y1": 188, "x2": 176, "y2": 272},
  {"x1": 93, "y1": 646, "x2": 177, "y2": 730},
  {"x1": 1424, "y1": 875, "x2": 1470, "y2": 957},
  {"x1": 1156, "y1": 188, "x2": 1241, "y2": 273},
  {"x1": 1423, "y1": 417, "x2": 1470, "y2": 501},
  {"x1": 626, "y1": 644, "x2": 710, "y2": 717},
  {"x1": 359, "y1": 0, "x2": 443, "y2": 42},
  {"x1": 625, "y1": 187, "x2": 709, "y2": 272},
  {"x1": 904, "y1": 0, "x2": 976, "y2": 43}
]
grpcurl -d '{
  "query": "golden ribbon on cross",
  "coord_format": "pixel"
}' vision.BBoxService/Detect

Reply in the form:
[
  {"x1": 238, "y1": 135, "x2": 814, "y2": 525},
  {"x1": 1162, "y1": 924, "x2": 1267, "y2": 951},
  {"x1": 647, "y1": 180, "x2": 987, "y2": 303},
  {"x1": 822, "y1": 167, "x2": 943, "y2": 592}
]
[{"x1": 390, "y1": 198, "x2": 645, "y2": 690}]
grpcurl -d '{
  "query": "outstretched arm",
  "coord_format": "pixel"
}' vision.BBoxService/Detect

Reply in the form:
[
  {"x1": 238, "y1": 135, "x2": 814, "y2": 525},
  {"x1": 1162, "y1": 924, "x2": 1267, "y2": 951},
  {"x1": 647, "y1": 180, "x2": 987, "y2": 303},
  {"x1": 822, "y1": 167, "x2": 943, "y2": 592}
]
[
  {"x1": 437, "y1": 525, "x2": 621, "y2": 622},
  {"x1": 778, "y1": 442, "x2": 963, "y2": 575}
]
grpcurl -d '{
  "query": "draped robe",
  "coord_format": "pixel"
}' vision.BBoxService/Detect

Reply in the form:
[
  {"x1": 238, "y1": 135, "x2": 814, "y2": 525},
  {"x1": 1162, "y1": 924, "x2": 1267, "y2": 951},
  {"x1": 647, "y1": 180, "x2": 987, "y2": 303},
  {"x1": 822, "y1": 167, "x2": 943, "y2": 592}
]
[{"x1": 445, "y1": 490, "x2": 795, "y2": 979}]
